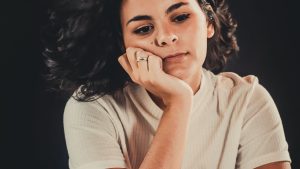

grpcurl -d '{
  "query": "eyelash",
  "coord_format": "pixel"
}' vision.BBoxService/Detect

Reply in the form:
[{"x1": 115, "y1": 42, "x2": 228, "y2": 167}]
[{"x1": 133, "y1": 13, "x2": 191, "y2": 35}]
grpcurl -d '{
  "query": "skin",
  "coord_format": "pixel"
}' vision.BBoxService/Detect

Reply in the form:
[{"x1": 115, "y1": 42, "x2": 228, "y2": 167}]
[
  {"x1": 119, "y1": 0, "x2": 214, "y2": 108},
  {"x1": 120, "y1": 0, "x2": 214, "y2": 96},
  {"x1": 116, "y1": 0, "x2": 291, "y2": 168}
]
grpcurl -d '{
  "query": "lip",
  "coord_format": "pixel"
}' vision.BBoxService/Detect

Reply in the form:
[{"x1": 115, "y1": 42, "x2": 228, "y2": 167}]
[{"x1": 163, "y1": 51, "x2": 188, "y2": 62}]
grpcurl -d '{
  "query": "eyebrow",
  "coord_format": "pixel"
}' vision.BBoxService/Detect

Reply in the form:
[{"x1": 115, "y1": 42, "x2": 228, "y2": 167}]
[{"x1": 126, "y1": 2, "x2": 189, "y2": 26}]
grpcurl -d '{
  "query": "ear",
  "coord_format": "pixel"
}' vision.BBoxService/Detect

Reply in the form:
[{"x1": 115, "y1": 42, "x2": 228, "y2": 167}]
[{"x1": 207, "y1": 22, "x2": 215, "y2": 38}]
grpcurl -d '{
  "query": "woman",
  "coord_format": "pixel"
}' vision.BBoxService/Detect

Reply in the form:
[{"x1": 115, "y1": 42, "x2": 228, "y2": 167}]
[{"x1": 42, "y1": 0, "x2": 292, "y2": 168}]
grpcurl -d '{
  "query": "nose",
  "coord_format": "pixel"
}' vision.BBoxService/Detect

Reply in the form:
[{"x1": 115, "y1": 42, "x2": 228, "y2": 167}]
[{"x1": 155, "y1": 28, "x2": 178, "y2": 47}]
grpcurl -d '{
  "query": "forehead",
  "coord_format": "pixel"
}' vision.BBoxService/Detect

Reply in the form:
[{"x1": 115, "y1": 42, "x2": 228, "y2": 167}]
[{"x1": 121, "y1": 0, "x2": 199, "y2": 18}]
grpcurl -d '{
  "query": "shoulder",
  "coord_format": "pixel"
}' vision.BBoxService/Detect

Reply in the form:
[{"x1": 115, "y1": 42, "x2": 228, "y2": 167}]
[
  {"x1": 63, "y1": 91, "x2": 116, "y2": 121},
  {"x1": 217, "y1": 71, "x2": 259, "y2": 90},
  {"x1": 63, "y1": 93, "x2": 124, "y2": 140},
  {"x1": 63, "y1": 96, "x2": 109, "y2": 126},
  {"x1": 63, "y1": 86, "x2": 132, "y2": 123},
  {"x1": 208, "y1": 71, "x2": 274, "y2": 112},
  {"x1": 64, "y1": 86, "x2": 128, "y2": 112},
  {"x1": 216, "y1": 71, "x2": 272, "y2": 99},
  {"x1": 213, "y1": 71, "x2": 268, "y2": 98},
  {"x1": 64, "y1": 96, "x2": 99, "y2": 113}
]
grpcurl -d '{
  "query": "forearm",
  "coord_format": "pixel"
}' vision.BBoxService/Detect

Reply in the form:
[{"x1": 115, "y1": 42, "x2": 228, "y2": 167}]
[
  {"x1": 118, "y1": 48, "x2": 194, "y2": 169},
  {"x1": 139, "y1": 100, "x2": 192, "y2": 169}
]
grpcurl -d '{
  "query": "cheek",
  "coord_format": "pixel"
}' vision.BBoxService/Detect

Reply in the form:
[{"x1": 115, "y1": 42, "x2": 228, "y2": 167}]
[
  {"x1": 123, "y1": 34, "x2": 153, "y2": 50},
  {"x1": 181, "y1": 15, "x2": 208, "y2": 42},
  {"x1": 123, "y1": 33, "x2": 133, "y2": 48},
  {"x1": 184, "y1": 23, "x2": 207, "y2": 49},
  {"x1": 182, "y1": 23, "x2": 208, "y2": 63}
]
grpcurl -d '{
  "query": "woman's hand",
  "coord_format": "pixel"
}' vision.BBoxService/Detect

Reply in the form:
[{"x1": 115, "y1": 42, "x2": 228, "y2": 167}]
[
  {"x1": 118, "y1": 47, "x2": 193, "y2": 108},
  {"x1": 119, "y1": 47, "x2": 194, "y2": 168}
]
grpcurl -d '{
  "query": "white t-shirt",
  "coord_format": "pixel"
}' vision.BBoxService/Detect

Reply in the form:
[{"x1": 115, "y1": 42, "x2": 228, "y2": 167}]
[{"x1": 64, "y1": 69, "x2": 291, "y2": 169}]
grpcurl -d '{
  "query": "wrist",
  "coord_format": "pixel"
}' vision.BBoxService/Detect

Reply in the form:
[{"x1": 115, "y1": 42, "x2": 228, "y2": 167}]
[{"x1": 164, "y1": 93, "x2": 193, "y2": 113}]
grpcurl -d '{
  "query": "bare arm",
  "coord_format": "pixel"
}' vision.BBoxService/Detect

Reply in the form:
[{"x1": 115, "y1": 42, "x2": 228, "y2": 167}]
[
  {"x1": 116, "y1": 47, "x2": 194, "y2": 169},
  {"x1": 109, "y1": 97, "x2": 192, "y2": 169},
  {"x1": 138, "y1": 95, "x2": 192, "y2": 169}
]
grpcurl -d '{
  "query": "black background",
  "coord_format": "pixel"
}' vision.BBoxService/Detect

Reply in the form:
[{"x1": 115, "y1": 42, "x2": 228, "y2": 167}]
[{"x1": 1, "y1": 0, "x2": 299, "y2": 168}]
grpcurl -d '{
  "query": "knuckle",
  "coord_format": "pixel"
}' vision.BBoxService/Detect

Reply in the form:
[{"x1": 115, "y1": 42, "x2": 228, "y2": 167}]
[
  {"x1": 131, "y1": 76, "x2": 138, "y2": 83},
  {"x1": 149, "y1": 54, "x2": 161, "y2": 63},
  {"x1": 135, "y1": 50, "x2": 140, "y2": 56},
  {"x1": 126, "y1": 47, "x2": 131, "y2": 53},
  {"x1": 139, "y1": 75, "x2": 148, "y2": 83},
  {"x1": 146, "y1": 55, "x2": 152, "y2": 63},
  {"x1": 131, "y1": 72, "x2": 138, "y2": 79}
]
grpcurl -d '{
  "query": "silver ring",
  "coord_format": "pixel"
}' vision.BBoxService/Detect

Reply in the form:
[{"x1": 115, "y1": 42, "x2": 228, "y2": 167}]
[{"x1": 136, "y1": 55, "x2": 148, "y2": 62}]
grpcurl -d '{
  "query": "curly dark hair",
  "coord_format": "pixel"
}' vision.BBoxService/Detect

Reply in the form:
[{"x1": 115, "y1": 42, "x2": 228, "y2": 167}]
[{"x1": 41, "y1": 0, "x2": 239, "y2": 101}]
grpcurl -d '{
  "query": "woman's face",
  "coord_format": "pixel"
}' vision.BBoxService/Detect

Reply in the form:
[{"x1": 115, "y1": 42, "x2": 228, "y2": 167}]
[{"x1": 120, "y1": 0, "x2": 214, "y2": 82}]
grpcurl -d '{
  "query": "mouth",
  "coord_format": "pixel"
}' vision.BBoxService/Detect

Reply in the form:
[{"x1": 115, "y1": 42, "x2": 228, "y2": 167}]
[{"x1": 163, "y1": 51, "x2": 189, "y2": 62}]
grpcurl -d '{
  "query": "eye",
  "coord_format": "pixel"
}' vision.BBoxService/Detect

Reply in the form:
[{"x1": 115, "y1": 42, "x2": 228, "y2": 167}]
[
  {"x1": 133, "y1": 25, "x2": 154, "y2": 35},
  {"x1": 173, "y1": 13, "x2": 190, "y2": 23}
]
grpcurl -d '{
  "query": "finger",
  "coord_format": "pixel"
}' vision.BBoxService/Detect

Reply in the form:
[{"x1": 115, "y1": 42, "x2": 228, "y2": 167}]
[
  {"x1": 126, "y1": 47, "x2": 142, "y2": 72},
  {"x1": 148, "y1": 54, "x2": 163, "y2": 75},
  {"x1": 137, "y1": 51, "x2": 149, "y2": 74},
  {"x1": 118, "y1": 53, "x2": 132, "y2": 75}
]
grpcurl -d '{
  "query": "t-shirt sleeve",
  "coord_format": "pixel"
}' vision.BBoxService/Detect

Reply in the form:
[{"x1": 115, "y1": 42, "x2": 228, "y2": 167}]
[
  {"x1": 63, "y1": 97, "x2": 127, "y2": 169},
  {"x1": 236, "y1": 83, "x2": 291, "y2": 169}
]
